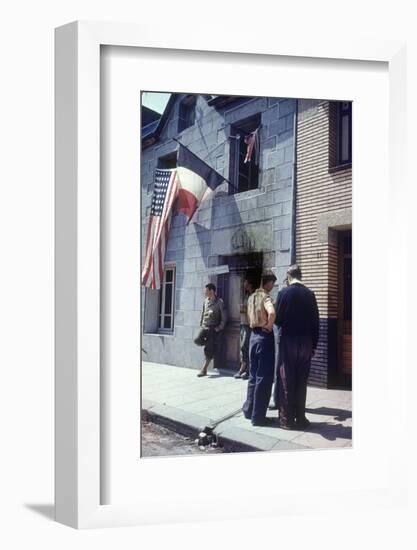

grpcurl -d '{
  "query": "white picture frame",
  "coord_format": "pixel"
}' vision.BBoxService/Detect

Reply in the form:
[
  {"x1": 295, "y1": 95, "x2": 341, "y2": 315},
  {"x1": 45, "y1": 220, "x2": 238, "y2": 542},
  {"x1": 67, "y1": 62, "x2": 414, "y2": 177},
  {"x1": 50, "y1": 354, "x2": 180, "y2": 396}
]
[{"x1": 55, "y1": 21, "x2": 408, "y2": 529}]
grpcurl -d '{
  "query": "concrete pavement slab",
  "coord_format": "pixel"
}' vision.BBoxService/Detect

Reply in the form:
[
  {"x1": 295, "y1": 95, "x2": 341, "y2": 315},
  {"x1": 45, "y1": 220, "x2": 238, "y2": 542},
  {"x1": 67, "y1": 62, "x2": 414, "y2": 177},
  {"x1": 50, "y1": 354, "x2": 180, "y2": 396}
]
[{"x1": 141, "y1": 361, "x2": 352, "y2": 452}]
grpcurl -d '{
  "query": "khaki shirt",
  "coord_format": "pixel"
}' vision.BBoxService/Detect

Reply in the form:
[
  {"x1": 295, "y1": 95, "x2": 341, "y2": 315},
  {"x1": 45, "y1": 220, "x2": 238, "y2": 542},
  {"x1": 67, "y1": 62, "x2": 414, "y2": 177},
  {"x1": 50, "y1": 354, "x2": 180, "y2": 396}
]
[
  {"x1": 200, "y1": 296, "x2": 227, "y2": 330},
  {"x1": 247, "y1": 288, "x2": 275, "y2": 329}
]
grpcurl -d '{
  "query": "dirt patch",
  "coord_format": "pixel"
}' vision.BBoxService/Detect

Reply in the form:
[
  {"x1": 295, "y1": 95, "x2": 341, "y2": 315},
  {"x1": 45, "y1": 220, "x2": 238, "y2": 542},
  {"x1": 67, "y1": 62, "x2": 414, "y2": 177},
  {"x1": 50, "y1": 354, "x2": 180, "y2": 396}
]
[{"x1": 141, "y1": 420, "x2": 224, "y2": 457}]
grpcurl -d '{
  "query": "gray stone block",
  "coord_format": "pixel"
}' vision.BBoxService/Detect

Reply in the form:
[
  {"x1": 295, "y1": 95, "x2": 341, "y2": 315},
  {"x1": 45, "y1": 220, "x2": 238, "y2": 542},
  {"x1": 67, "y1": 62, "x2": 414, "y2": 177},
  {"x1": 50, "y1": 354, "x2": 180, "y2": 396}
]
[
  {"x1": 175, "y1": 325, "x2": 194, "y2": 340},
  {"x1": 176, "y1": 288, "x2": 195, "y2": 310},
  {"x1": 213, "y1": 203, "x2": 229, "y2": 220},
  {"x1": 273, "y1": 187, "x2": 293, "y2": 203},
  {"x1": 257, "y1": 190, "x2": 277, "y2": 209},
  {"x1": 216, "y1": 155, "x2": 225, "y2": 171},
  {"x1": 260, "y1": 168, "x2": 276, "y2": 187},
  {"x1": 273, "y1": 230, "x2": 282, "y2": 250},
  {"x1": 277, "y1": 117, "x2": 287, "y2": 133},
  {"x1": 280, "y1": 229, "x2": 291, "y2": 250},
  {"x1": 194, "y1": 256, "x2": 209, "y2": 272},
  {"x1": 166, "y1": 236, "x2": 185, "y2": 251},
  {"x1": 268, "y1": 121, "x2": 279, "y2": 137},
  {"x1": 277, "y1": 129, "x2": 293, "y2": 148},
  {"x1": 264, "y1": 204, "x2": 281, "y2": 219},
  {"x1": 281, "y1": 200, "x2": 292, "y2": 215},
  {"x1": 273, "y1": 214, "x2": 291, "y2": 231},
  {"x1": 265, "y1": 149, "x2": 285, "y2": 169},
  {"x1": 277, "y1": 163, "x2": 293, "y2": 181},
  {"x1": 265, "y1": 104, "x2": 279, "y2": 119},
  {"x1": 183, "y1": 310, "x2": 201, "y2": 327},
  {"x1": 279, "y1": 99, "x2": 296, "y2": 117},
  {"x1": 284, "y1": 145, "x2": 294, "y2": 162},
  {"x1": 174, "y1": 310, "x2": 185, "y2": 325},
  {"x1": 263, "y1": 251, "x2": 276, "y2": 268},
  {"x1": 277, "y1": 250, "x2": 291, "y2": 266},
  {"x1": 165, "y1": 249, "x2": 184, "y2": 262},
  {"x1": 235, "y1": 197, "x2": 257, "y2": 213},
  {"x1": 213, "y1": 213, "x2": 242, "y2": 229},
  {"x1": 262, "y1": 135, "x2": 277, "y2": 152},
  {"x1": 183, "y1": 258, "x2": 196, "y2": 273},
  {"x1": 217, "y1": 127, "x2": 227, "y2": 144},
  {"x1": 187, "y1": 244, "x2": 208, "y2": 258},
  {"x1": 225, "y1": 97, "x2": 267, "y2": 125},
  {"x1": 247, "y1": 207, "x2": 265, "y2": 223},
  {"x1": 184, "y1": 232, "x2": 199, "y2": 247}
]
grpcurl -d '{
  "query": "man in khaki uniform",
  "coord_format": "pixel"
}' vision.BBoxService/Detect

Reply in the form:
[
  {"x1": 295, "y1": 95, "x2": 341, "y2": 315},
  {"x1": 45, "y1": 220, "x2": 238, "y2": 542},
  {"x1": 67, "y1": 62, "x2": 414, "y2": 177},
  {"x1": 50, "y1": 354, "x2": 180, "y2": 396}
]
[
  {"x1": 242, "y1": 272, "x2": 277, "y2": 426},
  {"x1": 194, "y1": 283, "x2": 227, "y2": 377}
]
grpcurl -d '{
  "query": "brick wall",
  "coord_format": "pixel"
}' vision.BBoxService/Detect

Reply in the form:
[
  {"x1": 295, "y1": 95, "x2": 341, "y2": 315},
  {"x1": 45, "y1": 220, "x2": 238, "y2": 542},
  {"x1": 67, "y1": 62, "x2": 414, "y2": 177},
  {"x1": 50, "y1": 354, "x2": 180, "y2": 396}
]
[{"x1": 295, "y1": 99, "x2": 352, "y2": 387}]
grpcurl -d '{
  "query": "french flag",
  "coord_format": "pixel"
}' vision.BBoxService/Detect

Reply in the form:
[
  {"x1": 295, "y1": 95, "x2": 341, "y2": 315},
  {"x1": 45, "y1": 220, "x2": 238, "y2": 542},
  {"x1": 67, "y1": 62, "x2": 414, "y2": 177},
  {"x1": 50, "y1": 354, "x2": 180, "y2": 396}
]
[{"x1": 175, "y1": 143, "x2": 225, "y2": 223}]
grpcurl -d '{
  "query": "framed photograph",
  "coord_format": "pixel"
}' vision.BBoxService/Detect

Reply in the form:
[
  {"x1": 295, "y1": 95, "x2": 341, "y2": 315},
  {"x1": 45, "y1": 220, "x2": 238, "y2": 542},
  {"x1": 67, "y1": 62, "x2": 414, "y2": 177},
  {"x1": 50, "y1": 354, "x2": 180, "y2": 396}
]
[{"x1": 55, "y1": 21, "x2": 408, "y2": 528}]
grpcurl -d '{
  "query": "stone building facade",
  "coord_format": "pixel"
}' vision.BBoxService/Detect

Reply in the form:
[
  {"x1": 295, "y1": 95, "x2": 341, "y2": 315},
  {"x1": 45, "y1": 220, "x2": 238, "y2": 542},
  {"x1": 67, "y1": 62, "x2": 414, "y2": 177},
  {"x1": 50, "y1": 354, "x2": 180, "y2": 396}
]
[
  {"x1": 141, "y1": 94, "x2": 297, "y2": 372},
  {"x1": 141, "y1": 94, "x2": 352, "y2": 388}
]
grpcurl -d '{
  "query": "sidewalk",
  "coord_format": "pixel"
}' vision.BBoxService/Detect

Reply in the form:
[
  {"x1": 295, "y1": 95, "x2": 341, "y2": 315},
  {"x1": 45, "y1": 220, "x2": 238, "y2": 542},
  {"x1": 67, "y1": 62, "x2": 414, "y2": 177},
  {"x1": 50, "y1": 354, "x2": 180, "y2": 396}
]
[{"x1": 141, "y1": 361, "x2": 352, "y2": 453}]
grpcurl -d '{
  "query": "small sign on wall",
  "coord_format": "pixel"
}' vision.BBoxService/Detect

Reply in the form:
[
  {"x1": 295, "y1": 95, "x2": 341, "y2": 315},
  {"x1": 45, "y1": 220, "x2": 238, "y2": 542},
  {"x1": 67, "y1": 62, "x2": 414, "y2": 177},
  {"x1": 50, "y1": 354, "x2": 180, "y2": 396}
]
[{"x1": 207, "y1": 264, "x2": 230, "y2": 275}]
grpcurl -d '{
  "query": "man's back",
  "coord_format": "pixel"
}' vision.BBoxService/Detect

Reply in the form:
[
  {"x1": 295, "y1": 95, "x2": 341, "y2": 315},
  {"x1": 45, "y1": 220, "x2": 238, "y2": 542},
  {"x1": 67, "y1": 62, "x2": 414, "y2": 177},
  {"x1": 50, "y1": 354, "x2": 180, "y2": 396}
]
[{"x1": 275, "y1": 283, "x2": 319, "y2": 349}]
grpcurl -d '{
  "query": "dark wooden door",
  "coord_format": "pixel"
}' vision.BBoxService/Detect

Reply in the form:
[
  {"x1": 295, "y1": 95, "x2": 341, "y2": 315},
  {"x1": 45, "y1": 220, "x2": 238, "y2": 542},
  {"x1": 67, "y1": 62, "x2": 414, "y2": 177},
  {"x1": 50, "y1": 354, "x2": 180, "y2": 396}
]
[
  {"x1": 338, "y1": 231, "x2": 352, "y2": 386},
  {"x1": 216, "y1": 254, "x2": 263, "y2": 369}
]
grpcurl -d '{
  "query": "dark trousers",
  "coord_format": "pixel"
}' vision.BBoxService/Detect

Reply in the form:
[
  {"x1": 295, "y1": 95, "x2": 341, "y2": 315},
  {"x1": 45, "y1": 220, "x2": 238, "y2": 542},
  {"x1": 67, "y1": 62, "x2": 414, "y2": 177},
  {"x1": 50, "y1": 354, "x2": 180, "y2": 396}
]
[
  {"x1": 240, "y1": 324, "x2": 251, "y2": 365},
  {"x1": 242, "y1": 329, "x2": 275, "y2": 423},
  {"x1": 277, "y1": 333, "x2": 312, "y2": 427},
  {"x1": 272, "y1": 327, "x2": 281, "y2": 407},
  {"x1": 194, "y1": 327, "x2": 221, "y2": 367}
]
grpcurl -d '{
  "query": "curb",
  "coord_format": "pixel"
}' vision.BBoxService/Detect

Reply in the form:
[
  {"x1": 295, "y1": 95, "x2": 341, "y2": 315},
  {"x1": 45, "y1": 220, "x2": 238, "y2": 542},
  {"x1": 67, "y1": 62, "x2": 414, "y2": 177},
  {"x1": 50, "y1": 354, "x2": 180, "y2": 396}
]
[{"x1": 141, "y1": 400, "x2": 309, "y2": 452}]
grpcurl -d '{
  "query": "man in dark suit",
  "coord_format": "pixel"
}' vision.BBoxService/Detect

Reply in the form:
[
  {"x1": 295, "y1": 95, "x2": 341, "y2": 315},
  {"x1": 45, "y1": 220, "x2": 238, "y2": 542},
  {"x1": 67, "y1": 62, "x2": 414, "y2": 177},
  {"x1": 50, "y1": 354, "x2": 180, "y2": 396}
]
[{"x1": 274, "y1": 264, "x2": 319, "y2": 429}]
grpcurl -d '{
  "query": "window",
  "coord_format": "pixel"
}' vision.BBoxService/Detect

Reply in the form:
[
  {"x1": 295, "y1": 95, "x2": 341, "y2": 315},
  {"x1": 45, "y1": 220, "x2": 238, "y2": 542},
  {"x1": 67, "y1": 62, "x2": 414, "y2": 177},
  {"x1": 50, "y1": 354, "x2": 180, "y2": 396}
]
[
  {"x1": 229, "y1": 115, "x2": 260, "y2": 194},
  {"x1": 158, "y1": 266, "x2": 176, "y2": 332},
  {"x1": 329, "y1": 101, "x2": 352, "y2": 170},
  {"x1": 337, "y1": 101, "x2": 352, "y2": 165},
  {"x1": 158, "y1": 152, "x2": 177, "y2": 169},
  {"x1": 147, "y1": 153, "x2": 177, "y2": 194},
  {"x1": 178, "y1": 95, "x2": 196, "y2": 133}
]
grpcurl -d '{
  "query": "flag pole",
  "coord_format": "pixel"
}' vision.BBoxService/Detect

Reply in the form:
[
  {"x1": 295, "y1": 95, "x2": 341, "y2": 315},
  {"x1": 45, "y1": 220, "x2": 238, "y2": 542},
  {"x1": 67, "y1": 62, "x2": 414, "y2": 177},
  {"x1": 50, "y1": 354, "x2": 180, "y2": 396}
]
[{"x1": 172, "y1": 137, "x2": 239, "y2": 191}]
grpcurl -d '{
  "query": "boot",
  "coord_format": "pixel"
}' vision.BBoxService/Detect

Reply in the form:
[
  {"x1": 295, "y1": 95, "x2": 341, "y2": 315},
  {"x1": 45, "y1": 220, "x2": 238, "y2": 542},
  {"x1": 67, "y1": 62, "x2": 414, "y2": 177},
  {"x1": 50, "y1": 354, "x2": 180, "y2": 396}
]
[
  {"x1": 197, "y1": 358, "x2": 211, "y2": 377},
  {"x1": 234, "y1": 362, "x2": 247, "y2": 379}
]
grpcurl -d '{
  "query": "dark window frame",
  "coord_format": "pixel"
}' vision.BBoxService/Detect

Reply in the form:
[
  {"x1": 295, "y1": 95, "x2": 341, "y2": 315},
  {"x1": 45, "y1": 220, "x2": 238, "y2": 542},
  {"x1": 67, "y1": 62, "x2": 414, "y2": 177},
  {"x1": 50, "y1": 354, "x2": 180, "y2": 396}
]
[
  {"x1": 178, "y1": 95, "x2": 196, "y2": 133},
  {"x1": 157, "y1": 265, "x2": 176, "y2": 333},
  {"x1": 336, "y1": 101, "x2": 352, "y2": 166},
  {"x1": 229, "y1": 114, "x2": 261, "y2": 195}
]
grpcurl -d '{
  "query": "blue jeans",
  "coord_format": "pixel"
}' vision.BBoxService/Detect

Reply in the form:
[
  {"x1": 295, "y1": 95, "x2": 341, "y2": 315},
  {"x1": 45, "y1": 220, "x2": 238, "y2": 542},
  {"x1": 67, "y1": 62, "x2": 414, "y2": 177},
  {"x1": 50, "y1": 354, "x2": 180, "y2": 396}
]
[{"x1": 242, "y1": 329, "x2": 275, "y2": 423}]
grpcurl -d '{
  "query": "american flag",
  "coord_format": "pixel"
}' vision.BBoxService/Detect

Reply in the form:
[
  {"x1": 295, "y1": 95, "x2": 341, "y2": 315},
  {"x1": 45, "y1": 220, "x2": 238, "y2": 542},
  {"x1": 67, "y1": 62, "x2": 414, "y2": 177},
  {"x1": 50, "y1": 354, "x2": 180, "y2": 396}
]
[{"x1": 141, "y1": 169, "x2": 179, "y2": 289}]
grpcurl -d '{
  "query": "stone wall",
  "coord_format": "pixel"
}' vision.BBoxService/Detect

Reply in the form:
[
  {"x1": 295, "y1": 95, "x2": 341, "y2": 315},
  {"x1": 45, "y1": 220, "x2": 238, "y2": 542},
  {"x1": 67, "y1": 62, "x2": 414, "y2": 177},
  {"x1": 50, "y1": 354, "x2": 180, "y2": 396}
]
[{"x1": 141, "y1": 94, "x2": 296, "y2": 369}]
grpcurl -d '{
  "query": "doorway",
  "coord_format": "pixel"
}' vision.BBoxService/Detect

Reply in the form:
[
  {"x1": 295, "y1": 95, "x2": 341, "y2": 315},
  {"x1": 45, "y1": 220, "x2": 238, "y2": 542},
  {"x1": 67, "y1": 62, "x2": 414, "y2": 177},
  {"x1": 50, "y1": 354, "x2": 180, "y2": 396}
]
[
  {"x1": 337, "y1": 230, "x2": 352, "y2": 388},
  {"x1": 216, "y1": 253, "x2": 263, "y2": 369}
]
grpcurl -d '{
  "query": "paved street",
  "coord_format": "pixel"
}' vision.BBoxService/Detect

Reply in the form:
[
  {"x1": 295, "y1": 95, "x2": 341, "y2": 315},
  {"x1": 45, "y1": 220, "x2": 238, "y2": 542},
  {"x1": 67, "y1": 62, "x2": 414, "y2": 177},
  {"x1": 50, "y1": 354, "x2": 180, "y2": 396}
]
[
  {"x1": 141, "y1": 420, "x2": 223, "y2": 457},
  {"x1": 141, "y1": 361, "x2": 352, "y2": 453}
]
